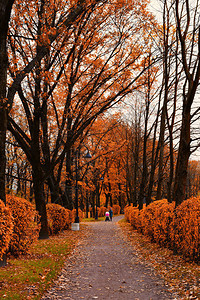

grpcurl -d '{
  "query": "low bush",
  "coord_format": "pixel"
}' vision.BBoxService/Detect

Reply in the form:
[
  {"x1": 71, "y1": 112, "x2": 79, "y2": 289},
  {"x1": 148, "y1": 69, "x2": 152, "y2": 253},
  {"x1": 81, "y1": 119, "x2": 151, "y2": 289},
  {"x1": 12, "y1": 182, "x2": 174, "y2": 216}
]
[
  {"x1": 0, "y1": 200, "x2": 13, "y2": 259},
  {"x1": 98, "y1": 206, "x2": 107, "y2": 217},
  {"x1": 47, "y1": 203, "x2": 69, "y2": 235},
  {"x1": 125, "y1": 197, "x2": 200, "y2": 261},
  {"x1": 7, "y1": 195, "x2": 40, "y2": 257},
  {"x1": 170, "y1": 197, "x2": 200, "y2": 261},
  {"x1": 124, "y1": 205, "x2": 133, "y2": 223},
  {"x1": 112, "y1": 204, "x2": 121, "y2": 215},
  {"x1": 129, "y1": 206, "x2": 140, "y2": 230},
  {"x1": 151, "y1": 200, "x2": 175, "y2": 247},
  {"x1": 140, "y1": 200, "x2": 170, "y2": 240}
]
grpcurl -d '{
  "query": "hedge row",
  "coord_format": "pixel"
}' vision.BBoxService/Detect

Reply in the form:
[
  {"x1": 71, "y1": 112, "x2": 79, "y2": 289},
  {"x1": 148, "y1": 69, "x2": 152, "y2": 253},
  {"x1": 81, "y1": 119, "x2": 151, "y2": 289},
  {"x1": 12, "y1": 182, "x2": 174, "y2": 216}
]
[
  {"x1": 0, "y1": 200, "x2": 13, "y2": 259},
  {"x1": 7, "y1": 195, "x2": 41, "y2": 257},
  {"x1": 124, "y1": 198, "x2": 200, "y2": 261},
  {"x1": 0, "y1": 196, "x2": 83, "y2": 258},
  {"x1": 46, "y1": 204, "x2": 84, "y2": 234}
]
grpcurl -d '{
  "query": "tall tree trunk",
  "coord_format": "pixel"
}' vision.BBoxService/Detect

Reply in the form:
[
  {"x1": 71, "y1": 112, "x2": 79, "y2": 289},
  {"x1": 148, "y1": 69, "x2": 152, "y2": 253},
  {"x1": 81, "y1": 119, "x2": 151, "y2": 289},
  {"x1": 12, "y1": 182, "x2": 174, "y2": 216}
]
[
  {"x1": 47, "y1": 176, "x2": 60, "y2": 204},
  {"x1": 138, "y1": 53, "x2": 151, "y2": 210},
  {"x1": 156, "y1": 100, "x2": 167, "y2": 200},
  {"x1": 173, "y1": 109, "x2": 191, "y2": 206},
  {"x1": 173, "y1": 1, "x2": 200, "y2": 206},
  {"x1": 64, "y1": 148, "x2": 73, "y2": 210},
  {"x1": 105, "y1": 193, "x2": 109, "y2": 207},
  {"x1": 118, "y1": 182, "x2": 122, "y2": 212},
  {"x1": 0, "y1": 0, "x2": 15, "y2": 267},
  {"x1": 108, "y1": 182, "x2": 112, "y2": 207},
  {"x1": 32, "y1": 167, "x2": 49, "y2": 239}
]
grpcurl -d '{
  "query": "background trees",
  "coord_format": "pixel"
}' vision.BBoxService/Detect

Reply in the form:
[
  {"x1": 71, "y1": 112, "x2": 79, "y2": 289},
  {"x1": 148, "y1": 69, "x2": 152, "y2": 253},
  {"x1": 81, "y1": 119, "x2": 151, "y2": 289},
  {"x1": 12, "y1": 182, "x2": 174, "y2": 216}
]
[
  {"x1": 5, "y1": 0, "x2": 157, "y2": 236},
  {"x1": 1, "y1": 0, "x2": 200, "y2": 244}
]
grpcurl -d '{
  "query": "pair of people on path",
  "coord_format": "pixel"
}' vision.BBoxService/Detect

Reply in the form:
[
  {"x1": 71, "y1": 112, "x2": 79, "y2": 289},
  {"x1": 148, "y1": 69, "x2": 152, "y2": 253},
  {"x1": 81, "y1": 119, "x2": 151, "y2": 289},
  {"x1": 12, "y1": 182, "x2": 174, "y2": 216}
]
[{"x1": 105, "y1": 208, "x2": 113, "y2": 221}]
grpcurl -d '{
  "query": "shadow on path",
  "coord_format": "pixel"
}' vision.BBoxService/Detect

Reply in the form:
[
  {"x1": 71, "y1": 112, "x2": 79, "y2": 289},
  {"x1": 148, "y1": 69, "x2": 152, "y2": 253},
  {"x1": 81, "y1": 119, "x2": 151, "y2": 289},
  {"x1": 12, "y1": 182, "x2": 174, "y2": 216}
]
[{"x1": 42, "y1": 216, "x2": 176, "y2": 300}]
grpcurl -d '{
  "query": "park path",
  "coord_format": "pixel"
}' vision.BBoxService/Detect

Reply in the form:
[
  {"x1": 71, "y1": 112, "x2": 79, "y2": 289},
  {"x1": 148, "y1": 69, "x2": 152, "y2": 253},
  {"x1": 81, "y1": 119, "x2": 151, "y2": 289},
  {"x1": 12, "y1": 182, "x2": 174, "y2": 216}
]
[{"x1": 42, "y1": 216, "x2": 176, "y2": 300}]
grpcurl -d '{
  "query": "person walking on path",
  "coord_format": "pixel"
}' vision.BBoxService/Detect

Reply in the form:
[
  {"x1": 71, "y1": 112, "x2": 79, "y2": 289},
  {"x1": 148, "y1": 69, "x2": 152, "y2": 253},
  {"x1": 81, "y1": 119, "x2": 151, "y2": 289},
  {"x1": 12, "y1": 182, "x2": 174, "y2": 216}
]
[
  {"x1": 109, "y1": 207, "x2": 113, "y2": 221},
  {"x1": 105, "y1": 211, "x2": 110, "y2": 221},
  {"x1": 42, "y1": 215, "x2": 175, "y2": 300}
]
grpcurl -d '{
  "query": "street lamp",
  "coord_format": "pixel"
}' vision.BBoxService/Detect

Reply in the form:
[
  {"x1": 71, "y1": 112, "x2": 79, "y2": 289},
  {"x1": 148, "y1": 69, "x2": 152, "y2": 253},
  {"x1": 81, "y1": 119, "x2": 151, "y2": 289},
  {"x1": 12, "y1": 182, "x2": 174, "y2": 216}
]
[{"x1": 72, "y1": 147, "x2": 92, "y2": 231}]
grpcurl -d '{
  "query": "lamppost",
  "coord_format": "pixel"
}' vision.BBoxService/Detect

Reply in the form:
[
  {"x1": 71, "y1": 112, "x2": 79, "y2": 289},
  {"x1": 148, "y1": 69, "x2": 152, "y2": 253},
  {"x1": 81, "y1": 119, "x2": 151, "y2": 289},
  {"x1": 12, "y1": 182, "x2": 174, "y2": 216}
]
[
  {"x1": 74, "y1": 149, "x2": 79, "y2": 224},
  {"x1": 72, "y1": 148, "x2": 92, "y2": 230}
]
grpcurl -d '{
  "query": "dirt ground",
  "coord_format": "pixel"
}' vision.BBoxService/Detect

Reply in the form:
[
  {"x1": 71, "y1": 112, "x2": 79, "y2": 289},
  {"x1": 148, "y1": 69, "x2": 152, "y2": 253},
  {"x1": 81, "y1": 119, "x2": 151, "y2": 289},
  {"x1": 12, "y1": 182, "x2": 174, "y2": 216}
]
[{"x1": 42, "y1": 216, "x2": 177, "y2": 300}]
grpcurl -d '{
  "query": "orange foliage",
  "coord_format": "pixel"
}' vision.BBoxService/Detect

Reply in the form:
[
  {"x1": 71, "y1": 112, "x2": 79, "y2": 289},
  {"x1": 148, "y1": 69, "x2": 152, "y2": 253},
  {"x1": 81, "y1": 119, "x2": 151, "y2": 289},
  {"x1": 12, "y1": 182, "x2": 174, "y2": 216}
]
[
  {"x1": 112, "y1": 204, "x2": 121, "y2": 215},
  {"x1": 72, "y1": 209, "x2": 84, "y2": 222},
  {"x1": 0, "y1": 200, "x2": 13, "y2": 259},
  {"x1": 129, "y1": 206, "x2": 140, "y2": 230},
  {"x1": 170, "y1": 197, "x2": 200, "y2": 261},
  {"x1": 139, "y1": 200, "x2": 170, "y2": 240},
  {"x1": 65, "y1": 209, "x2": 74, "y2": 229},
  {"x1": 7, "y1": 195, "x2": 40, "y2": 257},
  {"x1": 125, "y1": 198, "x2": 200, "y2": 261},
  {"x1": 124, "y1": 205, "x2": 134, "y2": 223},
  {"x1": 98, "y1": 206, "x2": 107, "y2": 217},
  {"x1": 47, "y1": 203, "x2": 69, "y2": 235},
  {"x1": 152, "y1": 201, "x2": 175, "y2": 247}
]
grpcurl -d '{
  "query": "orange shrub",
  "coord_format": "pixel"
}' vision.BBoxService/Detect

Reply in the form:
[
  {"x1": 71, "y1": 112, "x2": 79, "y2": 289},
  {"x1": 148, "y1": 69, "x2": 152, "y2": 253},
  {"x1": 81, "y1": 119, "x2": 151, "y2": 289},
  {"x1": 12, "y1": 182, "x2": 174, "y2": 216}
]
[
  {"x1": 153, "y1": 201, "x2": 175, "y2": 247},
  {"x1": 0, "y1": 200, "x2": 13, "y2": 259},
  {"x1": 125, "y1": 198, "x2": 200, "y2": 261},
  {"x1": 170, "y1": 197, "x2": 200, "y2": 261},
  {"x1": 129, "y1": 206, "x2": 140, "y2": 230},
  {"x1": 7, "y1": 195, "x2": 40, "y2": 256},
  {"x1": 124, "y1": 205, "x2": 133, "y2": 222},
  {"x1": 47, "y1": 203, "x2": 68, "y2": 235},
  {"x1": 139, "y1": 200, "x2": 169, "y2": 240},
  {"x1": 112, "y1": 204, "x2": 121, "y2": 215},
  {"x1": 98, "y1": 206, "x2": 107, "y2": 217}
]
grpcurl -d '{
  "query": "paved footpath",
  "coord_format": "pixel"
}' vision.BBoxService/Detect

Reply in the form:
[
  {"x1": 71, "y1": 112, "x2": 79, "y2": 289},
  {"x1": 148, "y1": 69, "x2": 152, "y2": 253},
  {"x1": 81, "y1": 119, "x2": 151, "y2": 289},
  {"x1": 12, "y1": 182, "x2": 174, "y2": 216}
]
[{"x1": 42, "y1": 216, "x2": 176, "y2": 300}]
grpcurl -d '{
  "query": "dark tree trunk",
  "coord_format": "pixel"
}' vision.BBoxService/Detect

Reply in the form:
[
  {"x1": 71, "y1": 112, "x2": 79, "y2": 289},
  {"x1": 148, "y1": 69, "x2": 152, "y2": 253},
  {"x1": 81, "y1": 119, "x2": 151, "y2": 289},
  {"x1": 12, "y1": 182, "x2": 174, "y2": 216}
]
[
  {"x1": 173, "y1": 0, "x2": 200, "y2": 206},
  {"x1": 118, "y1": 182, "x2": 122, "y2": 211},
  {"x1": 0, "y1": 0, "x2": 14, "y2": 202},
  {"x1": 64, "y1": 148, "x2": 73, "y2": 209},
  {"x1": 85, "y1": 190, "x2": 89, "y2": 218},
  {"x1": 138, "y1": 55, "x2": 151, "y2": 210},
  {"x1": 91, "y1": 191, "x2": 95, "y2": 218},
  {"x1": 108, "y1": 182, "x2": 112, "y2": 207},
  {"x1": 0, "y1": 0, "x2": 15, "y2": 268},
  {"x1": 105, "y1": 193, "x2": 109, "y2": 207},
  {"x1": 32, "y1": 168, "x2": 49, "y2": 239},
  {"x1": 156, "y1": 99, "x2": 167, "y2": 200},
  {"x1": 173, "y1": 109, "x2": 191, "y2": 206},
  {"x1": 47, "y1": 176, "x2": 60, "y2": 204}
]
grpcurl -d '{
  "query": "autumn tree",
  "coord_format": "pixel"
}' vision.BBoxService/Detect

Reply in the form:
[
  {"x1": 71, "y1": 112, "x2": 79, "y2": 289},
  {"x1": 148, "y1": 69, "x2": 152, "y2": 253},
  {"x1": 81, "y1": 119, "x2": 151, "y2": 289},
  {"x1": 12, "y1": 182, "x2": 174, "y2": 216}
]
[
  {"x1": 7, "y1": 0, "x2": 157, "y2": 238},
  {"x1": 0, "y1": 0, "x2": 15, "y2": 267},
  {"x1": 7, "y1": 0, "x2": 112, "y2": 238},
  {"x1": 173, "y1": 0, "x2": 200, "y2": 205},
  {"x1": 0, "y1": 0, "x2": 14, "y2": 202}
]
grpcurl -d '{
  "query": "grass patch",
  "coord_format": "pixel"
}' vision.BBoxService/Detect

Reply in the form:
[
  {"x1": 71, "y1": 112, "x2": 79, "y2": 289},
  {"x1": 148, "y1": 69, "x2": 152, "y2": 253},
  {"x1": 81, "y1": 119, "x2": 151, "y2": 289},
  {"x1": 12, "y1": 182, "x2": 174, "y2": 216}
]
[
  {"x1": 119, "y1": 219, "x2": 200, "y2": 299},
  {"x1": 82, "y1": 216, "x2": 105, "y2": 222},
  {"x1": 0, "y1": 226, "x2": 87, "y2": 300}
]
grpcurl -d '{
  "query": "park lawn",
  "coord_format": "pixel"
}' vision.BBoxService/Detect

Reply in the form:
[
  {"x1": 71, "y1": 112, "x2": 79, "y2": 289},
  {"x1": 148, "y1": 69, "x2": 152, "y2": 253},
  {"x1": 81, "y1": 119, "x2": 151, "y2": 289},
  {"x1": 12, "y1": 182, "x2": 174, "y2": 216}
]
[
  {"x1": 119, "y1": 218, "x2": 200, "y2": 299},
  {"x1": 82, "y1": 216, "x2": 105, "y2": 222},
  {"x1": 0, "y1": 225, "x2": 87, "y2": 300}
]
